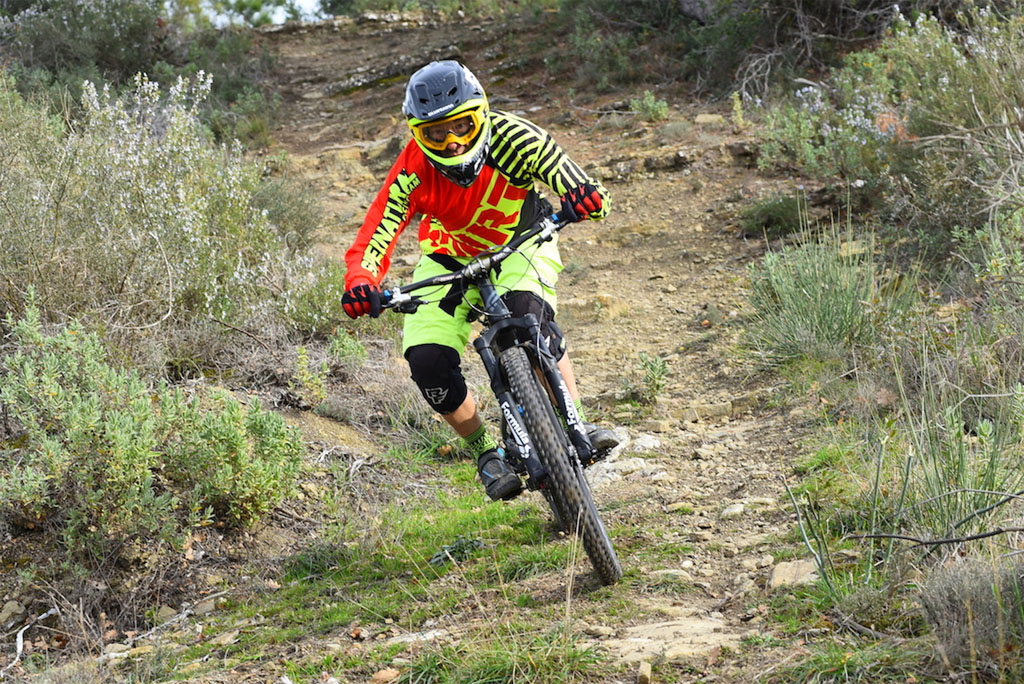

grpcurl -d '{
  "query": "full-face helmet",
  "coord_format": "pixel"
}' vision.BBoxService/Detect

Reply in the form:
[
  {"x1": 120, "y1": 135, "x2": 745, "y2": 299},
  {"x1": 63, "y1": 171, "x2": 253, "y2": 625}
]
[{"x1": 403, "y1": 60, "x2": 491, "y2": 187}]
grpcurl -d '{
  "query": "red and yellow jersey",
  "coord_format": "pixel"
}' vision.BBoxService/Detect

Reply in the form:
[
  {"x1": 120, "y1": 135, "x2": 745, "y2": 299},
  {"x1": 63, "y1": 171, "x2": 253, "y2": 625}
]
[{"x1": 344, "y1": 110, "x2": 610, "y2": 288}]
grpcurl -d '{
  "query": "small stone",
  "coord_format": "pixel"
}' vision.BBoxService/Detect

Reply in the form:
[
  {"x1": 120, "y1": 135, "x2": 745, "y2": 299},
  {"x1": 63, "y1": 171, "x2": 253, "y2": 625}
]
[
  {"x1": 771, "y1": 560, "x2": 820, "y2": 588},
  {"x1": 209, "y1": 629, "x2": 240, "y2": 646},
  {"x1": 637, "y1": 660, "x2": 653, "y2": 684},
  {"x1": 193, "y1": 599, "x2": 217, "y2": 615},
  {"x1": 720, "y1": 503, "x2": 745, "y2": 519},
  {"x1": 104, "y1": 643, "x2": 131, "y2": 655},
  {"x1": 0, "y1": 601, "x2": 26, "y2": 628},
  {"x1": 155, "y1": 605, "x2": 177, "y2": 623},
  {"x1": 641, "y1": 419, "x2": 673, "y2": 433},
  {"x1": 651, "y1": 569, "x2": 693, "y2": 582},
  {"x1": 584, "y1": 624, "x2": 616, "y2": 638},
  {"x1": 371, "y1": 668, "x2": 401, "y2": 683}
]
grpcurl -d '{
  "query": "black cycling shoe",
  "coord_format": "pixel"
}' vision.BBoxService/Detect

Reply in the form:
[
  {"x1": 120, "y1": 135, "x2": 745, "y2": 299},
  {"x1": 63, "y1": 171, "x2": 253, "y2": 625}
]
[
  {"x1": 581, "y1": 422, "x2": 618, "y2": 467},
  {"x1": 585, "y1": 422, "x2": 619, "y2": 451},
  {"x1": 478, "y1": 449, "x2": 523, "y2": 501}
]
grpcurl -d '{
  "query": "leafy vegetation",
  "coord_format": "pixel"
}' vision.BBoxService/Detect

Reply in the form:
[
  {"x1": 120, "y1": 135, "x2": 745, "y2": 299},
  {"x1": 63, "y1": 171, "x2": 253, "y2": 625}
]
[
  {"x1": 6, "y1": 0, "x2": 1024, "y2": 681},
  {"x1": 746, "y1": 6, "x2": 1024, "y2": 678},
  {"x1": 0, "y1": 301, "x2": 302, "y2": 563},
  {"x1": 0, "y1": 0, "x2": 281, "y2": 142},
  {"x1": 0, "y1": 73, "x2": 344, "y2": 374},
  {"x1": 758, "y1": 7, "x2": 1024, "y2": 245}
]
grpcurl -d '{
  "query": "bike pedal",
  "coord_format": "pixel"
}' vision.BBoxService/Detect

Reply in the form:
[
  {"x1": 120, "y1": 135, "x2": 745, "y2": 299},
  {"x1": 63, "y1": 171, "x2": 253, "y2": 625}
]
[{"x1": 583, "y1": 448, "x2": 611, "y2": 468}]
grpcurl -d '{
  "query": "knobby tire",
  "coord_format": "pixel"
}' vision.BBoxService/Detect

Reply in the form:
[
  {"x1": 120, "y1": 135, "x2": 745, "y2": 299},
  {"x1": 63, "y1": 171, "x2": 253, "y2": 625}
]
[{"x1": 500, "y1": 346, "x2": 622, "y2": 585}]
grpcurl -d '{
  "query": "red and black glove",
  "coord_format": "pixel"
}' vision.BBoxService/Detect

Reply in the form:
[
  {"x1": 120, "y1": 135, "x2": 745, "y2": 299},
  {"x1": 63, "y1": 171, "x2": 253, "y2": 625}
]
[
  {"x1": 342, "y1": 282, "x2": 382, "y2": 319},
  {"x1": 559, "y1": 183, "x2": 603, "y2": 222}
]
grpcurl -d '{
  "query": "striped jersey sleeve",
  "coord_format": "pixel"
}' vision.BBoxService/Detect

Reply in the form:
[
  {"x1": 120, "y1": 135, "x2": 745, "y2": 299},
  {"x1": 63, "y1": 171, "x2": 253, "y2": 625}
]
[{"x1": 487, "y1": 110, "x2": 611, "y2": 219}]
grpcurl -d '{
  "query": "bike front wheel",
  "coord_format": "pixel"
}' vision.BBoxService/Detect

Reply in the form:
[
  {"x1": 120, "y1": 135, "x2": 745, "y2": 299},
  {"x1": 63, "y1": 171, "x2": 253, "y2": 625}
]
[{"x1": 500, "y1": 346, "x2": 622, "y2": 585}]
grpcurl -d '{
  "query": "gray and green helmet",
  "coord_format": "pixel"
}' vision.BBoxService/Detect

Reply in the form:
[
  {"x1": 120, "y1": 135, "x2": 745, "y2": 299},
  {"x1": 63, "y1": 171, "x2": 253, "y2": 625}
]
[{"x1": 403, "y1": 60, "x2": 491, "y2": 187}]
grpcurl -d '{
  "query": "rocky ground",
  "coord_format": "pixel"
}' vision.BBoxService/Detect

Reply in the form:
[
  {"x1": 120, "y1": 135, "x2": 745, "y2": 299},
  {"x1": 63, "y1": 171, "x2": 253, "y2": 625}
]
[
  {"x1": 3, "y1": 12, "x2": 826, "y2": 684},
  {"x1": 251, "y1": 12, "x2": 820, "y2": 683}
]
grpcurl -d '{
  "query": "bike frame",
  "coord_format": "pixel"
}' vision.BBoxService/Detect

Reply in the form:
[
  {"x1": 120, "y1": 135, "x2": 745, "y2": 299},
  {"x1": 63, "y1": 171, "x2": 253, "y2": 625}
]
[{"x1": 383, "y1": 214, "x2": 598, "y2": 489}]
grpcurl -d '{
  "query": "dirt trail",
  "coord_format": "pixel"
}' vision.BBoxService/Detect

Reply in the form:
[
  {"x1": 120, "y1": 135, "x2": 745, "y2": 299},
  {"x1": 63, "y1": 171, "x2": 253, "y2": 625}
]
[{"x1": 257, "y1": 13, "x2": 813, "y2": 682}]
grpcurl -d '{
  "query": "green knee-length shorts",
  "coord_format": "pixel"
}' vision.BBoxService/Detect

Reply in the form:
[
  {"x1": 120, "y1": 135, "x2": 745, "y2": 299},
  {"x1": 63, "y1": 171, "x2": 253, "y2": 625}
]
[{"x1": 401, "y1": 235, "x2": 563, "y2": 356}]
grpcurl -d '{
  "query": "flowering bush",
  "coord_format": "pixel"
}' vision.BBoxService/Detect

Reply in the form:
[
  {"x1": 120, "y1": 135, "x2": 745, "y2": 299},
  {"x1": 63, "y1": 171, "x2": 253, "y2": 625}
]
[
  {"x1": 758, "y1": 8, "x2": 1024, "y2": 239},
  {"x1": 0, "y1": 73, "x2": 345, "y2": 373},
  {"x1": 0, "y1": 0, "x2": 167, "y2": 84}
]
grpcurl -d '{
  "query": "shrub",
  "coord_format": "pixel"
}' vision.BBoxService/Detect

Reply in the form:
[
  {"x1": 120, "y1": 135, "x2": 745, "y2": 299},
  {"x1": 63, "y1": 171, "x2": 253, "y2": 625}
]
[
  {"x1": 921, "y1": 557, "x2": 1024, "y2": 674},
  {"x1": 327, "y1": 329, "x2": 368, "y2": 378},
  {"x1": 0, "y1": 0, "x2": 168, "y2": 86},
  {"x1": 745, "y1": 224, "x2": 915, "y2": 366},
  {"x1": 160, "y1": 25, "x2": 281, "y2": 144},
  {"x1": 0, "y1": 302, "x2": 303, "y2": 563},
  {"x1": 0, "y1": 73, "x2": 344, "y2": 373},
  {"x1": 739, "y1": 193, "x2": 805, "y2": 239},
  {"x1": 630, "y1": 90, "x2": 669, "y2": 122},
  {"x1": 759, "y1": 8, "x2": 1024, "y2": 244}
]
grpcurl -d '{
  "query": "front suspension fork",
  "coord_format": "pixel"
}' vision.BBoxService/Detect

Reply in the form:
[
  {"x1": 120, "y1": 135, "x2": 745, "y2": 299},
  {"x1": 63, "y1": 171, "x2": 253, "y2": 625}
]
[{"x1": 474, "y1": 315, "x2": 597, "y2": 472}]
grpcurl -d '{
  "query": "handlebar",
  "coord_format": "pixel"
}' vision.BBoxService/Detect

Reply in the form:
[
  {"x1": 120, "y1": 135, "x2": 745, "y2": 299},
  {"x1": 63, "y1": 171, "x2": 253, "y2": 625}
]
[{"x1": 381, "y1": 212, "x2": 570, "y2": 312}]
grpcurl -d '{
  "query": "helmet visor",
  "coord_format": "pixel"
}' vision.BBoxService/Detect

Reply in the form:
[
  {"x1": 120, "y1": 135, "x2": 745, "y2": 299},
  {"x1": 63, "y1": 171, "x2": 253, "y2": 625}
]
[{"x1": 411, "y1": 109, "x2": 485, "y2": 152}]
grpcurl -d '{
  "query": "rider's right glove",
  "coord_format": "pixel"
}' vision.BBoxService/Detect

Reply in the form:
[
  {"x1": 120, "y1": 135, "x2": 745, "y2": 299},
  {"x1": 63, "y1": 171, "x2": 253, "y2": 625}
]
[
  {"x1": 342, "y1": 281, "x2": 382, "y2": 319},
  {"x1": 559, "y1": 183, "x2": 603, "y2": 223}
]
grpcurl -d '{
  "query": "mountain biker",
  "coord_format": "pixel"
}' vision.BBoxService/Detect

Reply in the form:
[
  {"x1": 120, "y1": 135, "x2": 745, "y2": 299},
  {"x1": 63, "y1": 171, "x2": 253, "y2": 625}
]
[{"x1": 342, "y1": 59, "x2": 617, "y2": 502}]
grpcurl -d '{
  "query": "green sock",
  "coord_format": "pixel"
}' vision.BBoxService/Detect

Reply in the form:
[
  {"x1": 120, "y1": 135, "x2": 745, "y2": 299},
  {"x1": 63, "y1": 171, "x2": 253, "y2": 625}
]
[
  {"x1": 463, "y1": 424, "x2": 498, "y2": 458},
  {"x1": 573, "y1": 397, "x2": 588, "y2": 422}
]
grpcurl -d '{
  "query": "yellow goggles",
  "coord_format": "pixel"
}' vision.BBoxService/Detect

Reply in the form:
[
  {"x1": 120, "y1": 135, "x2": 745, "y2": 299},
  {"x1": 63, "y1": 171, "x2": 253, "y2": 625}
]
[{"x1": 412, "y1": 109, "x2": 484, "y2": 151}]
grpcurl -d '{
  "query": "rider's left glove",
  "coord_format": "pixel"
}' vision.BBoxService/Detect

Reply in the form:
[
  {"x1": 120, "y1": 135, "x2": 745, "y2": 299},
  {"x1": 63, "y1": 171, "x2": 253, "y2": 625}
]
[
  {"x1": 559, "y1": 183, "x2": 604, "y2": 222},
  {"x1": 342, "y1": 281, "x2": 382, "y2": 319}
]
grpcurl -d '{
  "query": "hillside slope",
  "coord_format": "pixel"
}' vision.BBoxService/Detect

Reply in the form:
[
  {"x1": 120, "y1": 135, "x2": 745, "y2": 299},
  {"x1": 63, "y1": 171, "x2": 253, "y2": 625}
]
[
  {"x1": 3, "y1": 13, "x2": 821, "y2": 684},
  {"x1": 250, "y1": 13, "x2": 816, "y2": 683}
]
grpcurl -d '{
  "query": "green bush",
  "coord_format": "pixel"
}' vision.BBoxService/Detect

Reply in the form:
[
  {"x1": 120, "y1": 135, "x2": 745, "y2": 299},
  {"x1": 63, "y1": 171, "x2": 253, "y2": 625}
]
[
  {"x1": 739, "y1": 193, "x2": 805, "y2": 239},
  {"x1": 630, "y1": 90, "x2": 669, "y2": 122},
  {"x1": 556, "y1": 1, "x2": 981, "y2": 95},
  {"x1": 0, "y1": 0, "x2": 168, "y2": 85},
  {"x1": 0, "y1": 73, "x2": 344, "y2": 372},
  {"x1": 0, "y1": 302, "x2": 303, "y2": 562},
  {"x1": 745, "y1": 225, "x2": 915, "y2": 365},
  {"x1": 759, "y1": 8, "x2": 1024, "y2": 243},
  {"x1": 161, "y1": 26, "x2": 281, "y2": 144}
]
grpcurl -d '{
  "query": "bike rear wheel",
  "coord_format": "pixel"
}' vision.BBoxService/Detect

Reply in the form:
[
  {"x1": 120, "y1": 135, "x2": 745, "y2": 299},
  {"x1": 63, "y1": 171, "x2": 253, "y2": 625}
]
[{"x1": 500, "y1": 346, "x2": 622, "y2": 585}]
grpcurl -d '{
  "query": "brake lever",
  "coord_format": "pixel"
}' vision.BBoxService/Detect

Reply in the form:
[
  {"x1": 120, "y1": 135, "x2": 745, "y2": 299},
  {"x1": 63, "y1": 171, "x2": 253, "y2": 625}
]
[{"x1": 382, "y1": 289, "x2": 424, "y2": 314}]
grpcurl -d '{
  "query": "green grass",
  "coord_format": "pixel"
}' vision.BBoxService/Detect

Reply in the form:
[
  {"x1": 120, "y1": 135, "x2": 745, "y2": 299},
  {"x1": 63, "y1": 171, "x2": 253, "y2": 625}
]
[
  {"x1": 153, "y1": 472, "x2": 598, "y2": 682},
  {"x1": 761, "y1": 636, "x2": 936, "y2": 684},
  {"x1": 397, "y1": 625, "x2": 605, "y2": 684}
]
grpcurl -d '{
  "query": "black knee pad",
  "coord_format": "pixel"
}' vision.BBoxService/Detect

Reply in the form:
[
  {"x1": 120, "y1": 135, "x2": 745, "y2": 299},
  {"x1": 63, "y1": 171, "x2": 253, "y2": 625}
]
[
  {"x1": 501, "y1": 291, "x2": 566, "y2": 360},
  {"x1": 405, "y1": 344, "x2": 467, "y2": 414}
]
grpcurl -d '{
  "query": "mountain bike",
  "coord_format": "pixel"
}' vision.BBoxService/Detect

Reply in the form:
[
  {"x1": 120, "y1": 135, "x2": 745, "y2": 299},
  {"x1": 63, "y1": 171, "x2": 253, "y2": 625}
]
[{"x1": 382, "y1": 213, "x2": 623, "y2": 585}]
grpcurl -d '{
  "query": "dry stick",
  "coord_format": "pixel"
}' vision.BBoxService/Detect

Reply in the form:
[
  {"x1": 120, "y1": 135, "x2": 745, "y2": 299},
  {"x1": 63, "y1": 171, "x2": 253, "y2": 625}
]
[
  {"x1": 206, "y1": 314, "x2": 272, "y2": 350},
  {"x1": 564, "y1": 509, "x2": 585, "y2": 626},
  {"x1": 848, "y1": 527, "x2": 1024, "y2": 548},
  {"x1": 832, "y1": 610, "x2": 895, "y2": 640},
  {"x1": 0, "y1": 607, "x2": 60, "y2": 679},
  {"x1": 126, "y1": 590, "x2": 231, "y2": 647}
]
